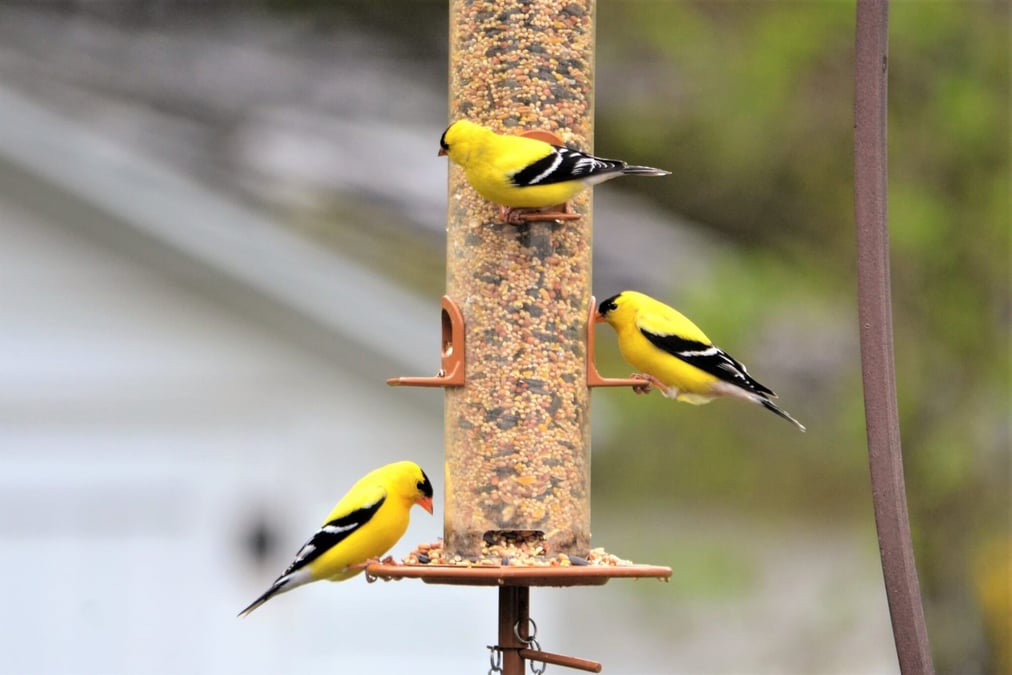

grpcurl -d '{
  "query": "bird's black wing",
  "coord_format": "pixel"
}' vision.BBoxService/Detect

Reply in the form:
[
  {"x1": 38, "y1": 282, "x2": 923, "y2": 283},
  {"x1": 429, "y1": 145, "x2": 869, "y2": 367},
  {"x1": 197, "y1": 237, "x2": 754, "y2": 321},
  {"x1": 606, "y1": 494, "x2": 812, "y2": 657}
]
[
  {"x1": 277, "y1": 493, "x2": 387, "y2": 577},
  {"x1": 236, "y1": 491, "x2": 388, "y2": 617},
  {"x1": 640, "y1": 329, "x2": 777, "y2": 398},
  {"x1": 510, "y1": 146, "x2": 625, "y2": 187}
]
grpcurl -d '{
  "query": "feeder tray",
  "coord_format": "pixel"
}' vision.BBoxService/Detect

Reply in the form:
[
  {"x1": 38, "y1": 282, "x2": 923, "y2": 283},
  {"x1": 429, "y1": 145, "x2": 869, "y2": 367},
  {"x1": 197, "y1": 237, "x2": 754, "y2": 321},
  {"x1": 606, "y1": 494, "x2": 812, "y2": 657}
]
[{"x1": 365, "y1": 560, "x2": 672, "y2": 587}]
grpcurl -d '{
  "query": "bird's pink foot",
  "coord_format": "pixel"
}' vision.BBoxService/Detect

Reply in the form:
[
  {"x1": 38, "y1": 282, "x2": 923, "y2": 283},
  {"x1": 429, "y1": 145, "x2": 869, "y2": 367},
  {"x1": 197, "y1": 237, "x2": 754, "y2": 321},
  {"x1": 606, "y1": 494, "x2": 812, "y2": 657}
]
[
  {"x1": 500, "y1": 205, "x2": 530, "y2": 225},
  {"x1": 358, "y1": 556, "x2": 399, "y2": 583},
  {"x1": 348, "y1": 559, "x2": 374, "y2": 572},
  {"x1": 630, "y1": 373, "x2": 674, "y2": 397},
  {"x1": 630, "y1": 372, "x2": 655, "y2": 395}
]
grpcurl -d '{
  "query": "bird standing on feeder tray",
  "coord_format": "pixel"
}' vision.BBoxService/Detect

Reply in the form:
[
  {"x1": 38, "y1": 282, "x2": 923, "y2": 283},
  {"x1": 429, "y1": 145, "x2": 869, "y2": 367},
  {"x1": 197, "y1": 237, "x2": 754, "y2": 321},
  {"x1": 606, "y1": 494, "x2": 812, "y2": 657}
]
[
  {"x1": 439, "y1": 119, "x2": 669, "y2": 224},
  {"x1": 238, "y1": 461, "x2": 434, "y2": 616},
  {"x1": 596, "y1": 291, "x2": 806, "y2": 432}
]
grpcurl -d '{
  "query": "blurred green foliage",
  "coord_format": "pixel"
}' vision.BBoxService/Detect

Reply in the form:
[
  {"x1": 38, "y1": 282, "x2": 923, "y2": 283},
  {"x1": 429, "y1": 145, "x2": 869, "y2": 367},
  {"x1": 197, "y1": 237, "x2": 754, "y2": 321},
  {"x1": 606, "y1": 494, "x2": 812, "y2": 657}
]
[{"x1": 593, "y1": 3, "x2": 1009, "y2": 671}]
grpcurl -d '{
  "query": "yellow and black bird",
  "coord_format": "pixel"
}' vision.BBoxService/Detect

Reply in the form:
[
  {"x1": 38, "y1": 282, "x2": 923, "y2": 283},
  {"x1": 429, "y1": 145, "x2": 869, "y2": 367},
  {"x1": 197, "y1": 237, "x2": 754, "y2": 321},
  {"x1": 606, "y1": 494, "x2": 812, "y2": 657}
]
[
  {"x1": 439, "y1": 119, "x2": 669, "y2": 222},
  {"x1": 238, "y1": 461, "x2": 434, "y2": 616},
  {"x1": 597, "y1": 291, "x2": 805, "y2": 431}
]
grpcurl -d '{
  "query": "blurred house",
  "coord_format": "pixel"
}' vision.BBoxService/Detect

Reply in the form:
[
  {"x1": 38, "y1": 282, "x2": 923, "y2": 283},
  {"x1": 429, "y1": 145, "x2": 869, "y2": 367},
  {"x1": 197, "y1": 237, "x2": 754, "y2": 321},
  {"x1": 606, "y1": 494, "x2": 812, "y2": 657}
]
[{"x1": 0, "y1": 77, "x2": 487, "y2": 673}]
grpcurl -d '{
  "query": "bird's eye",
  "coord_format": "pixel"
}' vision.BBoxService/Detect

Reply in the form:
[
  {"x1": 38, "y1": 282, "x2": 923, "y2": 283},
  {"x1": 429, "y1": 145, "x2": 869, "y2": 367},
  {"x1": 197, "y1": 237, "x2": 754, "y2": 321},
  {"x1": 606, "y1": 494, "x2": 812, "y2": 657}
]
[
  {"x1": 417, "y1": 472, "x2": 434, "y2": 497},
  {"x1": 598, "y1": 295, "x2": 620, "y2": 315}
]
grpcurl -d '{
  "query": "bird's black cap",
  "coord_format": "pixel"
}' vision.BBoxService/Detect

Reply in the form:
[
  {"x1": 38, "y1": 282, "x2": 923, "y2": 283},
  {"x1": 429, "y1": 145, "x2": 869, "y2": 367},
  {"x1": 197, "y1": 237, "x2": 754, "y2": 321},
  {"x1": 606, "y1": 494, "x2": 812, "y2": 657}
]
[
  {"x1": 598, "y1": 293, "x2": 621, "y2": 316},
  {"x1": 417, "y1": 469, "x2": 434, "y2": 498}
]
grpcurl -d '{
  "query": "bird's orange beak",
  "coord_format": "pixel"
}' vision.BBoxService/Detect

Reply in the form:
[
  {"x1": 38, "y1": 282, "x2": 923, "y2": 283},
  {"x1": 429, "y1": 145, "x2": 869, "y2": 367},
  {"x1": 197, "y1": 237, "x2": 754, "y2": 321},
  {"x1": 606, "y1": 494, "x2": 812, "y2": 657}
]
[
  {"x1": 593, "y1": 311, "x2": 608, "y2": 324},
  {"x1": 438, "y1": 148, "x2": 447, "y2": 157},
  {"x1": 417, "y1": 496, "x2": 434, "y2": 514}
]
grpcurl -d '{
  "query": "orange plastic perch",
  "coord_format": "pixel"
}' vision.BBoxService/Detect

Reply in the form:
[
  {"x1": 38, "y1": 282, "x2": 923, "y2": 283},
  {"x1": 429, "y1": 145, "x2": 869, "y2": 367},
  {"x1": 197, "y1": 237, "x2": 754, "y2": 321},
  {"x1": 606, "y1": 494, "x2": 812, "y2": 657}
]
[{"x1": 586, "y1": 295, "x2": 645, "y2": 389}]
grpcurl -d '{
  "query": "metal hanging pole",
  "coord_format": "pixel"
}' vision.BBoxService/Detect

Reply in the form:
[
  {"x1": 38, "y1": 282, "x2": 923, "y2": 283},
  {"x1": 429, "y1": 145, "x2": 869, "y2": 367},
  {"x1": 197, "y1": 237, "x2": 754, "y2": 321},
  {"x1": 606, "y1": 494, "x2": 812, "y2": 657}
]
[
  {"x1": 853, "y1": 1, "x2": 935, "y2": 672},
  {"x1": 497, "y1": 587, "x2": 530, "y2": 675}
]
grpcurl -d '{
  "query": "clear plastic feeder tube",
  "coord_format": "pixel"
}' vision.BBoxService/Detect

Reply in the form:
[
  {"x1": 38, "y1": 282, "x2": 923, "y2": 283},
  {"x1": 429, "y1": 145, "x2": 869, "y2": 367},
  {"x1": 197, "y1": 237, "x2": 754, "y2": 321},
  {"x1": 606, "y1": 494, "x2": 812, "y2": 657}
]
[{"x1": 444, "y1": 0, "x2": 596, "y2": 558}]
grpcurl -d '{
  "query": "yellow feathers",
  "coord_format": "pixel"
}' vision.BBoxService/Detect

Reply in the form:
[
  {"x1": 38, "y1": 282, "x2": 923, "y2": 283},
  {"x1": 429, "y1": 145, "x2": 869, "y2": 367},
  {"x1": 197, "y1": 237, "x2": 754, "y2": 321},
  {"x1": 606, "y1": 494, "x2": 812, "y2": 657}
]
[
  {"x1": 597, "y1": 291, "x2": 805, "y2": 431},
  {"x1": 439, "y1": 119, "x2": 668, "y2": 219},
  {"x1": 238, "y1": 461, "x2": 434, "y2": 616}
]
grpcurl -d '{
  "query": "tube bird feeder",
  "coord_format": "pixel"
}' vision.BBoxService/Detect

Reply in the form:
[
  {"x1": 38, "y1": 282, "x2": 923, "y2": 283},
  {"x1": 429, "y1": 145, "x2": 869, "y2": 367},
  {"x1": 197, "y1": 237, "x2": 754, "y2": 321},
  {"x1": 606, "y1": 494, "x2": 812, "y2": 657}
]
[{"x1": 377, "y1": 0, "x2": 669, "y2": 671}]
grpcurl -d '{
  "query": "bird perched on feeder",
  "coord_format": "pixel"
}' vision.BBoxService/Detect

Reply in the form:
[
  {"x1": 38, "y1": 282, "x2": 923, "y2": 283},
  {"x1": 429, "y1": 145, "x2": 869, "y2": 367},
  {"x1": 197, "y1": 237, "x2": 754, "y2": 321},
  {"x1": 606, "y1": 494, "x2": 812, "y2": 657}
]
[
  {"x1": 596, "y1": 291, "x2": 806, "y2": 431},
  {"x1": 438, "y1": 119, "x2": 669, "y2": 224},
  {"x1": 238, "y1": 461, "x2": 434, "y2": 616}
]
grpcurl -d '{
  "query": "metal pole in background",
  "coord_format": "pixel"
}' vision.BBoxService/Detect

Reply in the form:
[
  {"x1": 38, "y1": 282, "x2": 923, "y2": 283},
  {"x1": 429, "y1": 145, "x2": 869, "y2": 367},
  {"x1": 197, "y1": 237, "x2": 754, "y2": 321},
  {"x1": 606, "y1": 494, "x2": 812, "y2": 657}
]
[{"x1": 853, "y1": 2, "x2": 935, "y2": 673}]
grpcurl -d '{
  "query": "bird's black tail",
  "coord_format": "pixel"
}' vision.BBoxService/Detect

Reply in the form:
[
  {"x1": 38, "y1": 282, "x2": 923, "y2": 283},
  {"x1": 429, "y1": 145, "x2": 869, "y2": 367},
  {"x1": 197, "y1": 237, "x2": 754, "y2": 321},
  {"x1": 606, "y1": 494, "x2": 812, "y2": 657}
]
[
  {"x1": 237, "y1": 577, "x2": 292, "y2": 617},
  {"x1": 620, "y1": 165, "x2": 671, "y2": 177},
  {"x1": 760, "y1": 398, "x2": 807, "y2": 432}
]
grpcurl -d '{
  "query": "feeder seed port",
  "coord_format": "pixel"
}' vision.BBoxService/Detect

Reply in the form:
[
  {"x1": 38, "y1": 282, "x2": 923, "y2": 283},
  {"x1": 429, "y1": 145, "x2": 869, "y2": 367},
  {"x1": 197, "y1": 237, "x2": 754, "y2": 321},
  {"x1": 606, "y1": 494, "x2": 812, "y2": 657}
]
[
  {"x1": 386, "y1": 295, "x2": 465, "y2": 387},
  {"x1": 388, "y1": 295, "x2": 650, "y2": 391}
]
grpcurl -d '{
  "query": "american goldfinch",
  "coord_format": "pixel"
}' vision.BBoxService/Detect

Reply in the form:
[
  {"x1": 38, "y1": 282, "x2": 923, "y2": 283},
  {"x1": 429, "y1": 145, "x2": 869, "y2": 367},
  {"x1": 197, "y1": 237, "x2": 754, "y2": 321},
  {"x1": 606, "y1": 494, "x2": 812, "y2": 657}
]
[
  {"x1": 597, "y1": 291, "x2": 806, "y2": 431},
  {"x1": 438, "y1": 119, "x2": 669, "y2": 223},
  {"x1": 238, "y1": 461, "x2": 434, "y2": 616}
]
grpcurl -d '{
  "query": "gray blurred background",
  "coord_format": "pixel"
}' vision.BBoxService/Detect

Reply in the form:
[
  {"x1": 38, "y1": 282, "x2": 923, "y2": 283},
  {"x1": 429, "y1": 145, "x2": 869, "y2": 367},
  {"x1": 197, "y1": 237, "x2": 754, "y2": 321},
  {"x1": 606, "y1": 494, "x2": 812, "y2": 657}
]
[{"x1": 0, "y1": 2, "x2": 1006, "y2": 674}]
